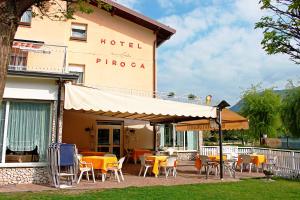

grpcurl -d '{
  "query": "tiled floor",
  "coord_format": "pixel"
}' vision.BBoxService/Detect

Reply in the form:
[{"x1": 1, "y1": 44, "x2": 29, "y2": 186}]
[{"x1": 0, "y1": 161, "x2": 265, "y2": 193}]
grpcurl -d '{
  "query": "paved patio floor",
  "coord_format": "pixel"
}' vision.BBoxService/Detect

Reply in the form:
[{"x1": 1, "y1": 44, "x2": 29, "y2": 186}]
[{"x1": 0, "y1": 161, "x2": 265, "y2": 193}]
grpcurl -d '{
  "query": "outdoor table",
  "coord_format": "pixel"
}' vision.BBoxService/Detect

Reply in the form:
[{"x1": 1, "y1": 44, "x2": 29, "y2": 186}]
[
  {"x1": 146, "y1": 155, "x2": 168, "y2": 177},
  {"x1": 82, "y1": 156, "x2": 118, "y2": 182},
  {"x1": 80, "y1": 151, "x2": 106, "y2": 156},
  {"x1": 195, "y1": 156, "x2": 227, "y2": 170},
  {"x1": 208, "y1": 155, "x2": 227, "y2": 161},
  {"x1": 237, "y1": 154, "x2": 266, "y2": 167},
  {"x1": 133, "y1": 149, "x2": 152, "y2": 164}
]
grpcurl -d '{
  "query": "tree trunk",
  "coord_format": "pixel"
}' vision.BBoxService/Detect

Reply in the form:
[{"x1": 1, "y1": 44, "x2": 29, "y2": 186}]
[{"x1": 0, "y1": 1, "x2": 20, "y2": 102}]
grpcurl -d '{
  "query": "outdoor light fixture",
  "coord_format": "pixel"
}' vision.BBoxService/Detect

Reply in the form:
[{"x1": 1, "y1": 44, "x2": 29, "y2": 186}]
[
  {"x1": 216, "y1": 100, "x2": 230, "y2": 180},
  {"x1": 205, "y1": 95, "x2": 212, "y2": 105}
]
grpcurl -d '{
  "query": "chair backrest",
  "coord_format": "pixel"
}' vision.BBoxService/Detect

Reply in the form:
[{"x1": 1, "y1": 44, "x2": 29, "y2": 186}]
[
  {"x1": 144, "y1": 153, "x2": 152, "y2": 157},
  {"x1": 199, "y1": 155, "x2": 209, "y2": 164},
  {"x1": 104, "y1": 154, "x2": 117, "y2": 157},
  {"x1": 267, "y1": 155, "x2": 277, "y2": 165},
  {"x1": 118, "y1": 157, "x2": 126, "y2": 169},
  {"x1": 139, "y1": 155, "x2": 146, "y2": 166},
  {"x1": 166, "y1": 156, "x2": 177, "y2": 167},
  {"x1": 240, "y1": 154, "x2": 251, "y2": 163},
  {"x1": 77, "y1": 154, "x2": 83, "y2": 161}
]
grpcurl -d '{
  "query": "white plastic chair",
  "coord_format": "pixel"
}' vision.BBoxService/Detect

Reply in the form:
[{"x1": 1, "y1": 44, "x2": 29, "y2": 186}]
[
  {"x1": 77, "y1": 154, "x2": 95, "y2": 184},
  {"x1": 106, "y1": 157, "x2": 126, "y2": 182},
  {"x1": 159, "y1": 156, "x2": 177, "y2": 178},
  {"x1": 265, "y1": 155, "x2": 277, "y2": 170},
  {"x1": 138, "y1": 155, "x2": 153, "y2": 177},
  {"x1": 239, "y1": 155, "x2": 253, "y2": 173},
  {"x1": 104, "y1": 153, "x2": 117, "y2": 157},
  {"x1": 199, "y1": 155, "x2": 219, "y2": 178}
]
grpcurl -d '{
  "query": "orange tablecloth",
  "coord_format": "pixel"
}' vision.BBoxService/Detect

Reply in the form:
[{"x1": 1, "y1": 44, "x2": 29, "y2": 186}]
[
  {"x1": 80, "y1": 152, "x2": 106, "y2": 156},
  {"x1": 82, "y1": 156, "x2": 118, "y2": 173},
  {"x1": 237, "y1": 154, "x2": 266, "y2": 166},
  {"x1": 133, "y1": 149, "x2": 152, "y2": 162},
  {"x1": 146, "y1": 155, "x2": 168, "y2": 176}
]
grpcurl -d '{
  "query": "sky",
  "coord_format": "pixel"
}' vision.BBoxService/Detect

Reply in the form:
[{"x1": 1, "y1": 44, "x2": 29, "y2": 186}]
[{"x1": 116, "y1": 0, "x2": 299, "y2": 105}]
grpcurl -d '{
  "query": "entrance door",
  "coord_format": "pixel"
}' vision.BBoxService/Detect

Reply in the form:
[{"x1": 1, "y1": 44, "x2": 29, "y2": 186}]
[{"x1": 96, "y1": 125, "x2": 123, "y2": 157}]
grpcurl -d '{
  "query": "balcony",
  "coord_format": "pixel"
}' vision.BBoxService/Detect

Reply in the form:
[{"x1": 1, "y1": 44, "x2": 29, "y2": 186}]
[{"x1": 8, "y1": 40, "x2": 67, "y2": 74}]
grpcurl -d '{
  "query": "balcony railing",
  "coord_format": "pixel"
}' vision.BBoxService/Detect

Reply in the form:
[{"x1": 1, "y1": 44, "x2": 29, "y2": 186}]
[{"x1": 8, "y1": 40, "x2": 67, "y2": 74}]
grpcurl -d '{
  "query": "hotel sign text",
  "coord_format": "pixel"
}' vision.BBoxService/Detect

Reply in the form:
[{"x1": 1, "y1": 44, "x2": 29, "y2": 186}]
[{"x1": 96, "y1": 38, "x2": 146, "y2": 69}]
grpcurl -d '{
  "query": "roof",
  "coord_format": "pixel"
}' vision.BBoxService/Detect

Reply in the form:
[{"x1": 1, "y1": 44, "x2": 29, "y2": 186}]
[
  {"x1": 8, "y1": 70, "x2": 79, "y2": 81},
  {"x1": 176, "y1": 109, "x2": 249, "y2": 131},
  {"x1": 95, "y1": 0, "x2": 176, "y2": 46},
  {"x1": 64, "y1": 84, "x2": 216, "y2": 123}
]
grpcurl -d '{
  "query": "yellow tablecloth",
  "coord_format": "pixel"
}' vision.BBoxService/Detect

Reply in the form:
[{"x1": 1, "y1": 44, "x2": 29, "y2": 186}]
[
  {"x1": 237, "y1": 154, "x2": 266, "y2": 166},
  {"x1": 146, "y1": 155, "x2": 168, "y2": 176},
  {"x1": 82, "y1": 156, "x2": 118, "y2": 173}
]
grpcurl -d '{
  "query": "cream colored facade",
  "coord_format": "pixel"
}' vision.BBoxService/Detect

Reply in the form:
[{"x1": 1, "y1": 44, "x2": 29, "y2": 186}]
[
  {"x1": 15, "y1": 4, "x2": 156, "y2": 92},
  {"x1": 11, "y1": 2, "x2": 175, "y2": 156}
]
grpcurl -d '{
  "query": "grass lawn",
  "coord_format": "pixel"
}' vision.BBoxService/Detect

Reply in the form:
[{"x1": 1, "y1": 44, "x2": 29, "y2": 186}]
[{"x1": 0, "y1": 179, "x2": 299, "y2": 200}]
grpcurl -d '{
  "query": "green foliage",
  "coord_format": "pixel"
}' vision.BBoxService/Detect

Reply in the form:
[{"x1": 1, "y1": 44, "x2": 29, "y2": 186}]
[
  {"x1": 31, "y1": 0, "x2": 112, "y2": 21},
  {"x1": 255, "y1": 0, "x2": 300, "y2": 63},
  {"x1": 281, "y1": 87, "x2": 300, "y2": 137},
  {"x1": 187, "y1": 94, "x2": 197, "y2": 100},
  {"x1": 240, "y1": 85, "x2": 282, "y2": 140}
]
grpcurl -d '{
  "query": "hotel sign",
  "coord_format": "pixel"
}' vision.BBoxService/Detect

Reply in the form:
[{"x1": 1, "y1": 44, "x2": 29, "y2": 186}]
[{"x1": 96, "y1": 38, "x2": 146, "y2": 69}]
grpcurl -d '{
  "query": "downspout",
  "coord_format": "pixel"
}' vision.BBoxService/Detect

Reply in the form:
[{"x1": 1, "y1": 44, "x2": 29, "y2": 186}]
[
  {"x1": 153, "y1": 34, "x2": 157, "y2": 98},
  {"x1": 56, "y1": 78, "x2": 63, "y2": 143}
]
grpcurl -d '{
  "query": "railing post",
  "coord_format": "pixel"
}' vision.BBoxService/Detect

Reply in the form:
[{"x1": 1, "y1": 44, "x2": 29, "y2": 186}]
[{"x1": 292, "y1": 151, "x2": 295, "y2": 170}]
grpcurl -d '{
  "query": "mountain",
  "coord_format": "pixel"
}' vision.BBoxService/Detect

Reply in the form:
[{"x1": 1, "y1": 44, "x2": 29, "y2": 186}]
[{"x1": 230, "y1": 89, "x2": 289, "y2": 112}]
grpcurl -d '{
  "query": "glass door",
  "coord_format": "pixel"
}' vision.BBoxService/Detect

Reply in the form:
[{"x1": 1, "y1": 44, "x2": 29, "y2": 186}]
[{"x1": 96, "y1": 125, "x2": 123, "y2": 157}]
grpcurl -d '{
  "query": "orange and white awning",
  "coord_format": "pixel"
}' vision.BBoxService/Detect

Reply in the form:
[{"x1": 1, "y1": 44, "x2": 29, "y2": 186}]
[
  {"x1": 64, "y1": 84, "x2": 217, "y2": 123},
  {"x1": 176, "y1": 109, "x2": 249, "y2": 131}
]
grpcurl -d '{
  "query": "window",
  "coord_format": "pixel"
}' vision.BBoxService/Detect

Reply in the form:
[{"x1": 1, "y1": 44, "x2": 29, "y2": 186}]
[
  {"x1": 68, "y1": 64, "x2": 85, "y2": 84},
  {"x1": 164, "y1": 124, "x2": 173, "y2": 147},
  {"x1": 9, "y1": 48, "x2": 28, "y2": 70},
  {"x1": 19, "y1": 9, "x2": 32, "y2": 26},
  {"x1": 70, "y1": 23, "x2": 87, "y2": 41},
  {"x1": 0, "y1": 101, "x2": 52, "y2": 164}
]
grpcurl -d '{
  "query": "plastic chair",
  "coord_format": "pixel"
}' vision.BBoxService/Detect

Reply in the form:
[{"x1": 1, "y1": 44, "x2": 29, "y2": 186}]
[
  {"x1": 199, "y1": 155, "x2": 219, "y2": 179},
  {"x1": 77, "y1": 154, "x2": 95, "y2": 184},
  {"x1": 104, "y1": 154, "x2": 117, "y2": 157},
  {"x1": 138, "y1": 155, "x2": 153, "y2": 177},
  {"x1": 265, "y1": 155, "x2": 277, "y2": 170},
  {"x1": 159, "y1": 156, "x2": 177, "y2": 178},
  {"x1": 239, "y1": 155, "x2": 253, "y2": 173},
  {"x1": 106, "y1": 157, "x2": 126, "y2": 182}
]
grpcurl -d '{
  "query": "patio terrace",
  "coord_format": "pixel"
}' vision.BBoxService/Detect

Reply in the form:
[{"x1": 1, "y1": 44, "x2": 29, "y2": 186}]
[{"x1": 0, "y1": 161, "x2": 264, "y2": 193}]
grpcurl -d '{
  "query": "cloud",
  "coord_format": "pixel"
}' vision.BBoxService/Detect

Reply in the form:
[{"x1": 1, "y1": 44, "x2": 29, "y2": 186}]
[{"x1": 157, "y1": 0, "x2": 299, "y2": 105}]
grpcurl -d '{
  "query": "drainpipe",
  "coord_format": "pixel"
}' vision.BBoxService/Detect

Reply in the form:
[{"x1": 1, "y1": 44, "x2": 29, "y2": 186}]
[{"x1": 56, "y1": 78, "x2": 63, "y2": 143}]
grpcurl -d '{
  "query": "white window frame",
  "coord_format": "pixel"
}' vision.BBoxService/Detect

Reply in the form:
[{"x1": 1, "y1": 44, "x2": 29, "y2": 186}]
[
  {"x1": 0, "y1": 100, "x2": 53, "y2": 168},
  {"x1": 68, "y1": 64, "x2": 85, "y2": 84},
  {"x1": 70, "y1": 23, "x2": 87, "y2": 41},
  {"x1": 19, "y1": 9, "x2": 32, "y2": 25}
]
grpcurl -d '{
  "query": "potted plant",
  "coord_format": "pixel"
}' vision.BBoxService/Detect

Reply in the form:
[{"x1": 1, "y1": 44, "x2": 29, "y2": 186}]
[{"x1": 263, "y1": 169, "x2": 274, "y2": 180}]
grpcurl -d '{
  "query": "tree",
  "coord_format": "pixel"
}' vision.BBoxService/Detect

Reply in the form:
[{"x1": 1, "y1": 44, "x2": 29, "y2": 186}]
[
  {"x1": 240, "y1": 85, "x2": 282, "y2": 144},
  {"x1": 255, "y1": 0, "x2": 300, "y2": 64},
  {"x1": 281, "y1": 86, "x2": 300, "y2": 137},
  {"x1": 0, "y1": 0, "x2": 111, "y2": 102}
]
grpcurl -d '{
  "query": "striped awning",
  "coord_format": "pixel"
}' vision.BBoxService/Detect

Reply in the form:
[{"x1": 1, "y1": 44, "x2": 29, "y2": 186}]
[{"x1": 176, "y1": 109, "x2": 249, "y2": 131}]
